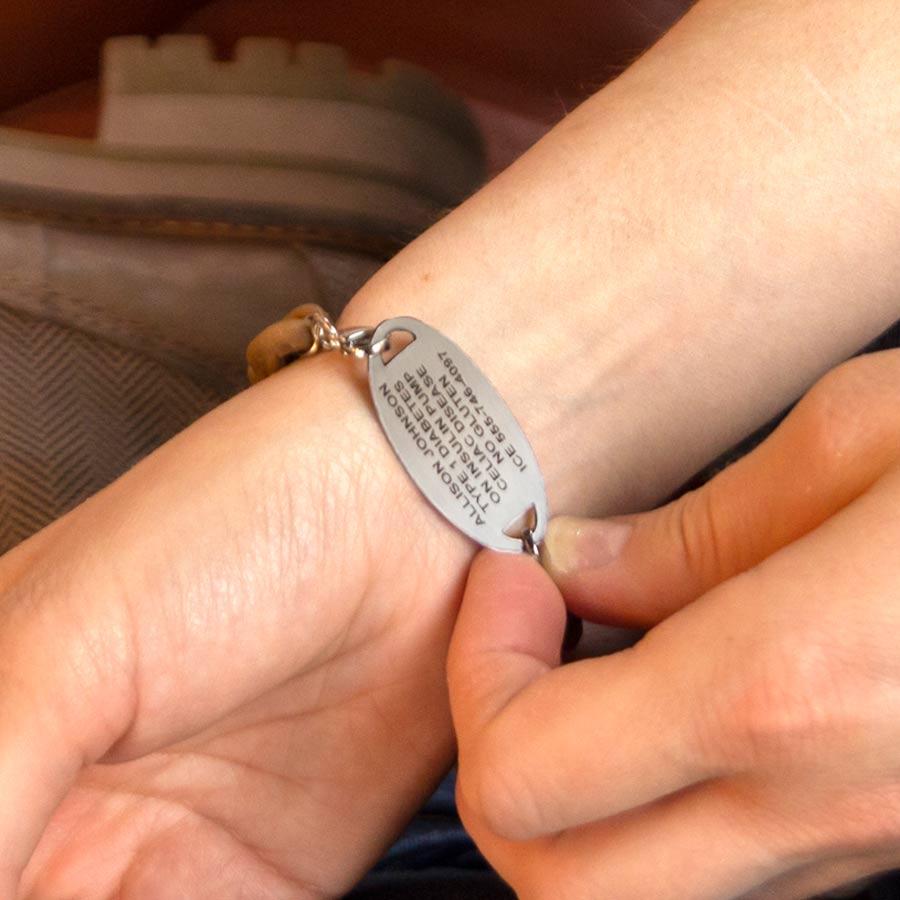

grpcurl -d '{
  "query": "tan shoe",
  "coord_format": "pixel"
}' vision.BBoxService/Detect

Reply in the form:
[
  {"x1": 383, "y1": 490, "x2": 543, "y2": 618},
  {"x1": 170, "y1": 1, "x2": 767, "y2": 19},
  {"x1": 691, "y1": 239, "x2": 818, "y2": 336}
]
[{"x1": 0, "y1": 35, "x2": 485, "y2": 551}]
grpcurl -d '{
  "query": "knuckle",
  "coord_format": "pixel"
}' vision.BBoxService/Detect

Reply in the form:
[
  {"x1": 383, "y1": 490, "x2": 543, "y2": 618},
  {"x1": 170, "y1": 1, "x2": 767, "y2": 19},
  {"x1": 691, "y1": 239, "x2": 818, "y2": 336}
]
[
  {"x1": 798, "y1": 354, "x2": 900, "y2": 475},
  {"x1": 799, "y1": 363, "x2": 865, "y2": 466},
  {"x1": 706, "y1": 613, "x2": 857, "y2": 770},
  {"x1": 824, "y1": 781, "x2": 900, "y2": 858},
  {"x1": 463, "y1": 718, "x2": 548, "y2": 842},
  {"x1": 821, "y1": 787, "x2": 900, "y2": 854},
  {"x1": 671, "y1": 485, "x2": 732, "y2": 588},
  {"x1": 771, "y1": 783, "x2": 900, "y2": 861}
]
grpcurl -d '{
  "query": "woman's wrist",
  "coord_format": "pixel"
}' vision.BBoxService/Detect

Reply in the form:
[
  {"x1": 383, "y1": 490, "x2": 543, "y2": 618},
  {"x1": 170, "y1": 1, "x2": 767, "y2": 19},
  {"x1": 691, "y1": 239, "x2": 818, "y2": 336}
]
[{"x1": 340, "y1": 0, "x2": 900, "y2": 521}]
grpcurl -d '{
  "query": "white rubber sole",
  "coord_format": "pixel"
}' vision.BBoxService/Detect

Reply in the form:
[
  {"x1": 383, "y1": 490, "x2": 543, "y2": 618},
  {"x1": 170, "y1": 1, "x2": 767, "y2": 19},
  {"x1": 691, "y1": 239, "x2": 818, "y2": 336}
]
[{"x1": 0, "y1": 37, "x2": 486, "y2": 247}]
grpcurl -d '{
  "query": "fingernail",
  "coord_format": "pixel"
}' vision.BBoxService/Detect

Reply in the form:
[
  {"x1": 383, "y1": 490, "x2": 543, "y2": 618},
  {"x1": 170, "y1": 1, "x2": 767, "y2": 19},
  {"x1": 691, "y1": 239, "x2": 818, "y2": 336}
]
[{"x1": 544, "y1": 516, "x2": 632, "y2": 576}]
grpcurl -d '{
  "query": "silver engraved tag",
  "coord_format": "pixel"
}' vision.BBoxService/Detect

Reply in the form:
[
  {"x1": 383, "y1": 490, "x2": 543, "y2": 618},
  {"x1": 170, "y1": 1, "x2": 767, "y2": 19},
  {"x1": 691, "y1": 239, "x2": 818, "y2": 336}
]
[{"x1": 368, "y1": 316, "x2": 547, "y2": 553}]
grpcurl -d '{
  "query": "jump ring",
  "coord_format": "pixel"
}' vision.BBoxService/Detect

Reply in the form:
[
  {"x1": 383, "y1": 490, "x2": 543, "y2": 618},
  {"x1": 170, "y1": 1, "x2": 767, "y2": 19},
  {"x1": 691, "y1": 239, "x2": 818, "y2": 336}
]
[{"x1": 521, "y1": 527, "x2": 541, "y2": 562}]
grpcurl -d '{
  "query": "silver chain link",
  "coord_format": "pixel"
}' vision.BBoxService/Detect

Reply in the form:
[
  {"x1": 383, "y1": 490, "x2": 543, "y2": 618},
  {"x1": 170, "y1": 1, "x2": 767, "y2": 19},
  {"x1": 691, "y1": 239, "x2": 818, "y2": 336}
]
[
  {"x1": 521, "y1": 527, "x2": 541, "y2": 562},
  {"x1": 307, "y1": 308, "x2": 391, "y2": 359}
]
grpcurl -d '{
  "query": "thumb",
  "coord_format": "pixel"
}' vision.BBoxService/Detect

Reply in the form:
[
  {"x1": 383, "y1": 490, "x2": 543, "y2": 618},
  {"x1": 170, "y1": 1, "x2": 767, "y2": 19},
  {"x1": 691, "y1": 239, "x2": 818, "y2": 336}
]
[
  {"x1": 542, "y1": 355, "x2": 900, "y2": 627},
  {"x1": 447, "y1": 550, "x2": 566, "y2": 780},
  {"x1": 0, "y1": 567, "x2": 136, "y2": 895}
]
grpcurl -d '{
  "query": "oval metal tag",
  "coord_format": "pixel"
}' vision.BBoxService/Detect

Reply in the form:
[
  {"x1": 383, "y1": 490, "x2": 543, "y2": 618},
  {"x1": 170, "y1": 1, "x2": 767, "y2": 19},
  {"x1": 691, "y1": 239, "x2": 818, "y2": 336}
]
[{"x1": 367, "y1": 316, "x2": 547, "y2": 553}]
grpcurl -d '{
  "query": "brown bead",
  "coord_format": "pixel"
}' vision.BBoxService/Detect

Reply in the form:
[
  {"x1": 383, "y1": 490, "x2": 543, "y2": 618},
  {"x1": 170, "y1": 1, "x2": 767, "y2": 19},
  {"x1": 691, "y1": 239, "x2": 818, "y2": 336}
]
[{"x1": 245, "y1": 317, "x2": 316, "y2": 385}]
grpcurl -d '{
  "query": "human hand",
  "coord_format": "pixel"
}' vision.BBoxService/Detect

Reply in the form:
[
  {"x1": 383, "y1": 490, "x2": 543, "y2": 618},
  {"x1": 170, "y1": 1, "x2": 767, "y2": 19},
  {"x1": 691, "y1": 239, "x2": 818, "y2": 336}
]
[
  {"x1": 7, "y1": 0, "x2": 900, "y2": 892},
  {"x1": 2, "y1": 351, "x2": 474, "y2": 899},
  {"x1": 449, "y1": 350, "x2": 900, "y2": 900}
]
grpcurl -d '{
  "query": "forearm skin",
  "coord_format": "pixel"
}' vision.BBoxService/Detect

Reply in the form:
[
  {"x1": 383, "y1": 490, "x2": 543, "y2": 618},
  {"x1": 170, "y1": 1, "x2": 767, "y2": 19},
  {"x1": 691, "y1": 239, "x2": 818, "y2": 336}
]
[{"x1": 342, "y1": 0, "x2": 900, "y2": 517}]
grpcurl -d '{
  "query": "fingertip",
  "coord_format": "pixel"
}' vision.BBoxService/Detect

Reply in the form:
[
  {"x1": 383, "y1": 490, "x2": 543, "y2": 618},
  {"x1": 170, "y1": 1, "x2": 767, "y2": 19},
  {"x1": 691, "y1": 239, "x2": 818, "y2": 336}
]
[
  {"x1": 544, "y1": 511, "x2": 712, "y2": 627},
  {"x1": 457, "y1": 549, "x2": 566, "y2": 666},
  {"x1": 448, "y1": 549, "x2": 566, "y2": 749},
  {"x1": 543, "y1": 514, "x2": 656, "y2": 626}
]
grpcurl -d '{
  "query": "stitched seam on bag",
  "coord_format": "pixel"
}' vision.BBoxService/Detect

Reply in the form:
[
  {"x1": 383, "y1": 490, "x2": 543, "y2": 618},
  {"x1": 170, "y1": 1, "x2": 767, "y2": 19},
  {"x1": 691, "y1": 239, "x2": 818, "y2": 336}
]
[{"x1": 0, "y1": 204, "x2": 403, "y2": 259}]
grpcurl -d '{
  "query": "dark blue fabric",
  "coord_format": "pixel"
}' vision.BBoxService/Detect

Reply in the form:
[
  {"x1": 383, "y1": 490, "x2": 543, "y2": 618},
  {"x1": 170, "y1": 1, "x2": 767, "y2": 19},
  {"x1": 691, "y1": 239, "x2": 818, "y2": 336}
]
[
  {"x1": 348, "y1": 869, "x2": 514, "y2": 900},
  {"x1": 347, "y1": 770, "x2": 512, "y2": 899},
  {"x1": 348, "y1": 319, "x2": 900, "y2": 899},
  {"x1": 369, "y1": 770, "x2": 488, "y2": 874},
  {"x1": 871, "y1": 876, "x2": 900, "y2": 900}
]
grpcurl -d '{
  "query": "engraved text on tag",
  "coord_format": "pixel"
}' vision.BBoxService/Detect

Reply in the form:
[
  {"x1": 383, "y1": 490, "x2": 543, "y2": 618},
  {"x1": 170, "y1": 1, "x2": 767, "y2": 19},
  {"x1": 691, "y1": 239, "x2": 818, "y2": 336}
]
[{"x1": 368, "y1": 316, "x2": 547, "y2": 553}]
